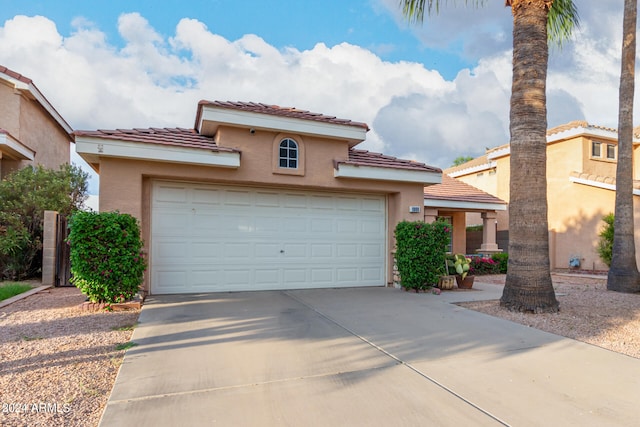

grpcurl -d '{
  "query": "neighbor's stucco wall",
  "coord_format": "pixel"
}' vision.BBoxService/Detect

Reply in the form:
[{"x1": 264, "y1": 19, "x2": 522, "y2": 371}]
[
  {"x1": 0, "y1": 80, "x2": 70, "y2": 177},
  {"x1": 98, "y1": 127, "x2": 427, "y2": 291}
]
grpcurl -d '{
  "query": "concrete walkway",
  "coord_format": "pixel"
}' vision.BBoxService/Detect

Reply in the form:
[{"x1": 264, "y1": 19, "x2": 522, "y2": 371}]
[{"x1": 100, "y1": 282, "x2": 640, "y2": 426}]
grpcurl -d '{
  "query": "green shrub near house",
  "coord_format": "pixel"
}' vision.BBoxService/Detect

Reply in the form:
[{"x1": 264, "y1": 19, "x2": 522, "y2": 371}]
[
  {"x1": 0, "y1": 164, "x2": 88, "y2": 280},
  {"x1": 394, "y1": 220, "x2": 450, "y2": 291},
  {"x1": 68, "y1": 211, "x2": 146, "y2": 303},
  {"x1": 597, "y1": 213, "x2": 614, "y2": 267}
]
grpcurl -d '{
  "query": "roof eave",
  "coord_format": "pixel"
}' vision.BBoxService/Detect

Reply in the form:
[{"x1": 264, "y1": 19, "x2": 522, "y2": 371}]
[
  {"x1": 74, "y1": 136, "x2": 241, "y2": 171},
  {"x1": 334, "y1": 163, "x2": 441, "y2": 185}
]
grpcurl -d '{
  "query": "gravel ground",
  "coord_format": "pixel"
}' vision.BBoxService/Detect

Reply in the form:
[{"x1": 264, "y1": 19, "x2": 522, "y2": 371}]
[
  {"x1": 1, "y1": 274, "x2": 638, "y2": 426},
  {"x1": 460, "y1": 273, "x2": 640, "y2": 359},
  {"x1": 0, "y1": 286, "x2": 139, "y2": 427}
]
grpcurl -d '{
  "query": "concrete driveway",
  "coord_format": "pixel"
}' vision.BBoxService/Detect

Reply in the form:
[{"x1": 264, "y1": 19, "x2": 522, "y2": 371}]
[{"x1": 100, "y1": 283, "x2": 640, "y2": 426}]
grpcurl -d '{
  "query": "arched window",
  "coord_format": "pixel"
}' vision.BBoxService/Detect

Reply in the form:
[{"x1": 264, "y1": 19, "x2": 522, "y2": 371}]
[{"x1": 279, "y1": 138, "x2": 298, "y2": 169}]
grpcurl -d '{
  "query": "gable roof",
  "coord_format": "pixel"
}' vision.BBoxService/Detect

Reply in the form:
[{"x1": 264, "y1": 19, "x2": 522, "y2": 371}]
[
  {"x1": 73, "y1": 127, "x2": 237, "y2": 152},
  {"x1": 195, "y1": 100, "x2": 369, "y2": 146},
  {"x1": 0, "y1": 65, "x2": 73, "y2": 136},
  {"x1": 196, "y1": 100, "x2": 369, "y2": 131},
  {"x1": 343, "y1": 149, "x2": 441, "y2": 173},
  {"x1": 424, "y1": 174, "x2": 506, "y2": 211}
]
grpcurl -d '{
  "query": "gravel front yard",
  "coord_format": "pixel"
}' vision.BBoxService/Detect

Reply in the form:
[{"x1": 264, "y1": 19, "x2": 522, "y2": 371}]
[
  {"x1": 460, "y1": 273, "x2": 640, "y2": 359},
  {"x1": 0, "y1": 287, "x2": 139, "y2": 427},
  {"x1": 1, "y1": 273, "x2": 639, "y2": 426}
]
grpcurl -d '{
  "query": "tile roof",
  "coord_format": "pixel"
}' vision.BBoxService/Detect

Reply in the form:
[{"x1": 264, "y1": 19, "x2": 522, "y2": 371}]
[
  {"x1": 73, "y1": 128, "x2": 238, "y2": 152},
  {"x1": 570, "y1": 171, "x2": 640, "y2": 190},
  {"x1": 424, "y1": 174, "x2": 506, "y2": 204},
  {"x1": 443, "y1": 154, "x2": 492, "y2": 175},
  {"x1": 341, "y1": 149, "x2": 441, "y2": 173},
  {"x1": 0, "y1": 65, "x2": 33, "y2": 84},
  {"x1": 199, "y1": 100, "x2": 370, "y2": 131}
]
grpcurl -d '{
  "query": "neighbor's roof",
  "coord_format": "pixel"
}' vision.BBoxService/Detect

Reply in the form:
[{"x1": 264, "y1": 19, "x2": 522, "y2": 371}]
[
  {"x1": 424, "y1": 174, "x2": 506, "y2": 205},
  {"x1": 196, "y1": 100, "x2": 370, "y2": 131},
  {"x1": 72, "y1": 128, "x2": 238, "y2": 153},
  {"x1": 340, "y1": 149, "x2": 441, "y2": 173},
  {"x1": 0, "y1": 65, "x2": 73, "y2": 136}
]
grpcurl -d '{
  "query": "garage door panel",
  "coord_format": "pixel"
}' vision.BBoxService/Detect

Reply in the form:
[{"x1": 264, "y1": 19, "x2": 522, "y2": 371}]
[
  {"x1": 191, "y1": 242, "x2": 222, "y2": 261},
  {"x1": 154, "y1": 241, "x2": 189, "y2": 262},
  {"x1": 311, "y1": 244, "x2": 332, "y2": 257},
  {"x1": 192, "y1": 187, "x2": 221, "y2": 204},
  {"x1": 337, "y1": 244, "x2": 358, "y2": 257},
  {"x1": 155, "y1": 270, "x2": 188, "y2": 292},
  {"x1": 155, "y1": 184, "x2": 188, "y2": 203},
  {"x1": 151, "y1": 182, "x2": 386, "y2": 293}
]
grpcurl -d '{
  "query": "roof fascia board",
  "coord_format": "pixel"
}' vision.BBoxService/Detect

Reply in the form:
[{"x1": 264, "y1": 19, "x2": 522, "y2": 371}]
[
  {"x1": 0, "y1": 132, "x2": 35, "y2": 160},
  {"x1": 75, "y1": 136, "x2": 240, "y2": 168},
  {"x1": 424, "y1": 198, "x2": 507, "y2": 211},
  {"x1": 335, "y1": 163, "x2": 441, "y2": 185},
  {"x1": 199, "y1": 106, "x2": 367, "y2": 143},
  {"x1": 447, "y1": 161, "x2": 496, "y2": 178},
  {"x1": 0, "y1": 72, "x2": 73, "y2": 136}
]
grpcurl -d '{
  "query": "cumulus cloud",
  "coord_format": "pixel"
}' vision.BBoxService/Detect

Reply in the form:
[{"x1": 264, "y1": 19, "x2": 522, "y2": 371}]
[{"x1": 0, "y1": 2, "x2": 633, "y2": 188}]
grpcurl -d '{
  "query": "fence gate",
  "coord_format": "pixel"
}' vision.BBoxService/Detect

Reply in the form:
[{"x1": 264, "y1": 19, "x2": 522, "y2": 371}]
[{"x1": 56, "y1": 214, "x2": 72, "y2": 287}]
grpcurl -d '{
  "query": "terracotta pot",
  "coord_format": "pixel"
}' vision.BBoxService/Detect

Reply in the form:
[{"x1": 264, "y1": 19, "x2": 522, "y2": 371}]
[{"x1": 455, "y1": 275, "x2": 475, "y2": 289}]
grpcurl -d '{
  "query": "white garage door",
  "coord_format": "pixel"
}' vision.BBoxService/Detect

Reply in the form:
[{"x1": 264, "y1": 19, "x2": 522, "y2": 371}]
[{"x1": 151, "y1": 181, "x2": 386, "y2": 293}]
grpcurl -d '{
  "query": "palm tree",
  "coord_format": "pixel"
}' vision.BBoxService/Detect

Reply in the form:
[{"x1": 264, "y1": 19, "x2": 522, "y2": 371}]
[
  {"x1": 400, "y1": 0, "x2": 578, "y2": 312},
  {"x1": 608, "y1": 0, "x2": 640, "y2": 293}
]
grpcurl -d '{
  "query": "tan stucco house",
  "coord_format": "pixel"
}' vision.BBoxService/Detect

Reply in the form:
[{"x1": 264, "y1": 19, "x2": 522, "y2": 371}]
[
  {"x1": 0, "y1": 65, "x2": 72, "y2": 178},
  {"x1": 446, "y1": 120, "x2": 640, "y2": 271},
  {"x1": 75, "y1": 101, "x2": 443, "y2": 294}
]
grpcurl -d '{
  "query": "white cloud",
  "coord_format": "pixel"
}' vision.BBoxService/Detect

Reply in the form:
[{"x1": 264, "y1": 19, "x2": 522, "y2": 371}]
[{"x1": 0, "y1": 2, "x2": 633, "y2": 187}]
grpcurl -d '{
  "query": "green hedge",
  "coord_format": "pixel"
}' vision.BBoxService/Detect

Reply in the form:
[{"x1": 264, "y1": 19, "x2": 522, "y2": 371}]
[
  {"x1": 395, "y1": 220, "x2": 450, "y2": 291},
  {"x1": 68, "y1": 211, "x2": 146, "y2": 303},
  {"x1": 491, "y1": 253, "x2": 509, "y2": 274}
]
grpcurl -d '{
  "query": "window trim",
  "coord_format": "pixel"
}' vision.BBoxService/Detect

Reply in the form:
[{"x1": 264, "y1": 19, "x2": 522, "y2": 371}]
[
  {"x1": 606, "y1": 143, "x2": 616, "y2": 160},
  {"x1": 272, "y1": 133, "x2": 305, "y2": 176},
  {"x1": 591, "y1": 141, "x2": 601, "y2": 158}
]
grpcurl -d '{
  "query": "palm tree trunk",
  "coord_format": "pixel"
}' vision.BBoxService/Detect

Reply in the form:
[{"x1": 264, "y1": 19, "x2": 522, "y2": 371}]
[
  {"x1": 607, "y1": 0, "x2": 640, "y2": 293},
  {"x1": 501, "y1": 0, "x2": 559, "y2": 312}
]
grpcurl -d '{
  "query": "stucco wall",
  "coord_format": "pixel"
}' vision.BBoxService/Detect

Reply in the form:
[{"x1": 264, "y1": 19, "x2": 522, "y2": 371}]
[
  {"x1": 19, "y1": 93, "x2": 70, "y2": 169},
  {"x1": 0, "y1": 82, "x2": 70, "y2": 177},
  {"x1": 98, "y1": 127, "x2": 427, "y2": 290}
]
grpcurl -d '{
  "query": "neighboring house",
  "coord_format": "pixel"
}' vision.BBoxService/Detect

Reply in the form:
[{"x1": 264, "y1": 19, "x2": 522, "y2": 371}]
[
  {"x1": 0, "y1": 65, "x2": 73, "y2": 178},
  {"x1": 445, "y1": 120, "x2": 640, "y2": 271},
  {"x1": 75, "y1": 101, "x2": 442, "y2": 294},
  {"x1": 423, "y1": 174, "x2": 507, "y2": 255}
]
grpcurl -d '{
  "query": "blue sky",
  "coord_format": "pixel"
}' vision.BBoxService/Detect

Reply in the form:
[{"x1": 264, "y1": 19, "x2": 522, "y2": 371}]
[{"x1": 0, "y1": 1, "x2": 631, "y2": 194}]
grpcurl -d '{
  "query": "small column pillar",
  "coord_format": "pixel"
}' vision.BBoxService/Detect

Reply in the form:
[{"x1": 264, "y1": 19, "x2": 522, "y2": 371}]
[{"x1": 478, "y1": 211, "x2": 501, "y2": 254}]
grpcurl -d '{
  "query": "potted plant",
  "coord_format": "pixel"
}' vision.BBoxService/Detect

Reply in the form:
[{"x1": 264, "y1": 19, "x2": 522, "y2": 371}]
[{"x1": 453, "y1": 254, "x2": 474, "y2": 289}]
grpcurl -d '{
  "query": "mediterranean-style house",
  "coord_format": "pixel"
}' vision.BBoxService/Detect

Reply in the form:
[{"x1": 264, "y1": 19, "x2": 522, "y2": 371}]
[
  {"x1": 75, "y1": 100, "x2": 447, "y2": 294},
  {"x1": 0, "y1": 65, "x2": 73, "y2": 178},
  {"x1": 445, "y1": 120, "x2": 640, "y2": 271}
]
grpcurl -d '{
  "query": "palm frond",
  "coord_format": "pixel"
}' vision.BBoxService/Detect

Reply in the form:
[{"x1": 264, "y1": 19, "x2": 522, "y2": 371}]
[{"x1": 547, "y1": 0, "x2": 580, "y2": 46}]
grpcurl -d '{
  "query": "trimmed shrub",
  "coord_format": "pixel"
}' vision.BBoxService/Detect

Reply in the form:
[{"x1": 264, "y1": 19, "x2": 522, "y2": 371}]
[
  {"x1": 69, "y1": 211, "x2": 146, "y2": 303},
  {"x1": 491, "y1": 252, "x2": 509, "y2": 274},
  {"x1": 470, "y1": 257, "x2": 500, "y2": 275},
  {"x1": 597, "y1": 213, "x2": 614, "y2": 267},
  {"x1": 395, "y1": 220, "x2": 450, "y2": 291}
]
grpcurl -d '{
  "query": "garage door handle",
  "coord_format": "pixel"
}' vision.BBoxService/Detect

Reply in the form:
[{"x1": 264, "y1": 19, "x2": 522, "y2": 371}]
[{"x1": 280, "y1": 250, "x2": 285, "y2": 253}]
